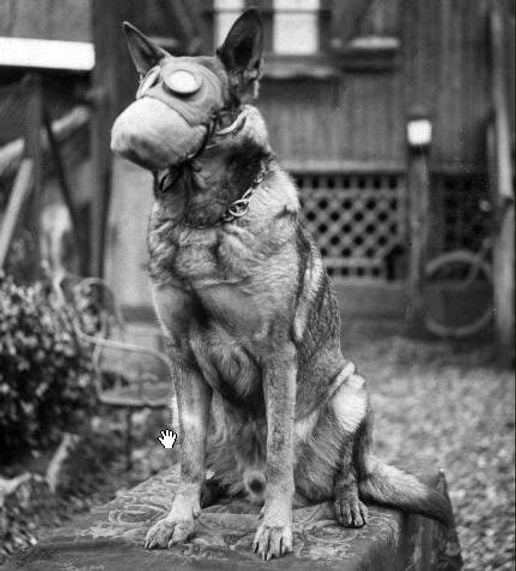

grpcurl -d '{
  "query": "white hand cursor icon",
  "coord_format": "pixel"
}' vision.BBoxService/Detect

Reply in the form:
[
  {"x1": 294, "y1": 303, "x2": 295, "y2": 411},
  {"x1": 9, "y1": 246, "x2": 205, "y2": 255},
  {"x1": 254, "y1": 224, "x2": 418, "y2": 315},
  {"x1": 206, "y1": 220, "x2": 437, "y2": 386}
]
[{"x1": 158, "y1": 429, "x2": 177, "y2": 449}]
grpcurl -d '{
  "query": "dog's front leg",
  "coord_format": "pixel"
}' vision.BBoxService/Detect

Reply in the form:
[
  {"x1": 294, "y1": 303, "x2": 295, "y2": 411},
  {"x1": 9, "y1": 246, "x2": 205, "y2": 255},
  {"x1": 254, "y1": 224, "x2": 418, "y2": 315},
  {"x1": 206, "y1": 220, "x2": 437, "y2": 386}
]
[
  {"x1": 253, "y1": 344, "x2": 296, "y2": 560},
  {"x1": 145, "y1": 356, "x2": 211, "y2": 549}
]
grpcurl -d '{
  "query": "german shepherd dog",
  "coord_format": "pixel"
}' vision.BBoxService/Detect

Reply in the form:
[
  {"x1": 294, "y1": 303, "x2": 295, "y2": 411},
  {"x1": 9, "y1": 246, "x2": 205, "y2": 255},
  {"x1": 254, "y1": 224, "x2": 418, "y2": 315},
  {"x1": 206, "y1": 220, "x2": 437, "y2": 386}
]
[{"x1": 111, "y1": 10, "x2": 452, "y2": 560}]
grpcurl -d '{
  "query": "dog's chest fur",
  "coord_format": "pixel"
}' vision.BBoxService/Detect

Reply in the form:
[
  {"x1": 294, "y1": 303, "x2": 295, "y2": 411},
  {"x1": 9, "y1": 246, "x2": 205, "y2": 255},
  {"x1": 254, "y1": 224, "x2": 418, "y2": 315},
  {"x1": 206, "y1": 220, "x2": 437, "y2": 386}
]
[{"x1": 148, "y1": 182, "x2": 300, "y2": 409}]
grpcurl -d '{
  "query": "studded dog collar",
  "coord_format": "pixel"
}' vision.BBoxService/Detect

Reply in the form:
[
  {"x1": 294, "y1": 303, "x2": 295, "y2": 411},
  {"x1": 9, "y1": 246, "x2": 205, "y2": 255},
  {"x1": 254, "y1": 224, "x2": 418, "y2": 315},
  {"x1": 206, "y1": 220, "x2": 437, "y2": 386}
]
[{"x1": 156, "y1": 156, "x2": 272, "y2": 228}]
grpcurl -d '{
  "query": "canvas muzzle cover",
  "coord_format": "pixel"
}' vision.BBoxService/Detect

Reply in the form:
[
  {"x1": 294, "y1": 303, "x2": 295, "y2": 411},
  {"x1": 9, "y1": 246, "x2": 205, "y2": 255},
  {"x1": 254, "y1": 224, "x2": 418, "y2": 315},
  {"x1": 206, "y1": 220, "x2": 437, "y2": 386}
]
[{"x1": 111, "y1": 61, "x2": 226, "y2": 170}]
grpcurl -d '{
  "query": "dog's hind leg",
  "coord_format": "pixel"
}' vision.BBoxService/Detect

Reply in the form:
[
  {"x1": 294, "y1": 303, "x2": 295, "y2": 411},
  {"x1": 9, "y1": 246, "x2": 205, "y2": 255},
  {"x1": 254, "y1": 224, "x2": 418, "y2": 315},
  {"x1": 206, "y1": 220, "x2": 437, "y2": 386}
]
[
  {"x1": 333, "y1": 434, "x2": 368, "y2": 528},
  {"x1": 330, "y1": 369, "x2": 371, "y2": 528}
]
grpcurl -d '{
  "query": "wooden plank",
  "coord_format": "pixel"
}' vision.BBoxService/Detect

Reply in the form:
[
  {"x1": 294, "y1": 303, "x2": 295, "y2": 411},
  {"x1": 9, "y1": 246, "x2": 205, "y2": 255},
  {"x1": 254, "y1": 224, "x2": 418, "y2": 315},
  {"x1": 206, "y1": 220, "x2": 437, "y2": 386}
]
[{"x1": 0, "y1": 159, "x2": 34, "y2": 268}]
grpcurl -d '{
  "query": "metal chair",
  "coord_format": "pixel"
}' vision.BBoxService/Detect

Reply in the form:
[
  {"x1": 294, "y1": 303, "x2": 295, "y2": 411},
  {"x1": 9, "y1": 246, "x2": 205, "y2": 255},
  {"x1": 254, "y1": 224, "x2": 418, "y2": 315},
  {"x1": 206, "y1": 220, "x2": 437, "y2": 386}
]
[{"x1": 71, "y1": 277, "x2": 173, "y2": 469}]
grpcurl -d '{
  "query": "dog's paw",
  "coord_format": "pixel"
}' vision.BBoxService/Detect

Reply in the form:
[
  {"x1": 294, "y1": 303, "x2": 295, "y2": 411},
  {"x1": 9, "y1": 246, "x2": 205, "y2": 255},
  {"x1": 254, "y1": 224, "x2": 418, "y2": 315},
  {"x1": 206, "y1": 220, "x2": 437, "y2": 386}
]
[
  {"x1": 144, "y1": 517, "x2": 195, "y2": 549},
  {"x1": 253, "y1": 522, "x2": 292, "y2": 560},
  {"x1": 334, "y1": 496, "x2": 368, "y2": 528}
]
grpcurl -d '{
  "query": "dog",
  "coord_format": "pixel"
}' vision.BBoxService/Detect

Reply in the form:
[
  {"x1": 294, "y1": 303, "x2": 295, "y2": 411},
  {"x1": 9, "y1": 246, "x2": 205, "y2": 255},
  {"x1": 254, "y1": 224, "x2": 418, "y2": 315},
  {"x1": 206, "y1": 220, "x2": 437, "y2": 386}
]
[{"x1": 111, "y1": 9, "x2": 452, "y2": 560}]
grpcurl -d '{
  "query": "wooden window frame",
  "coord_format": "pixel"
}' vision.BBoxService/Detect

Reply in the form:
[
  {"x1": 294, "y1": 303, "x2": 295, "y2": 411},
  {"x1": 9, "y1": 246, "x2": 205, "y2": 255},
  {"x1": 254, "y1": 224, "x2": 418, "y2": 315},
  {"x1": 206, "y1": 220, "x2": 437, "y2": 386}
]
[{"x1": 203, "y1": 0, "x2": 400, "y2": 79}]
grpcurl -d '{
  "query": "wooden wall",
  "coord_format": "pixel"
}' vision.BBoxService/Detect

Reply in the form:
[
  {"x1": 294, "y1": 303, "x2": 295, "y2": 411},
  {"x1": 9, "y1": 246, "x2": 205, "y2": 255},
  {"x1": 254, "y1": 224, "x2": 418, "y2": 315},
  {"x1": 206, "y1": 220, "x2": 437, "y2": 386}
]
[
  {"x1": 0, "y1": 0, "x2": 91, "y2": 42},
  {"x1": 402, "y1": 0, "x2": 491, "y2": 169},
  {"x1": 260, "y1": 73, "x2": 406, "y2": 166},
  {"x1": 257, "y1": 0, "x2": 492, "y2": 171},
  {"x1": 0, "y1": 0, "x2": 495, "y2": 171},
  {"x1": 99, "y1": 1, "x2": 498, "y2": 309}
]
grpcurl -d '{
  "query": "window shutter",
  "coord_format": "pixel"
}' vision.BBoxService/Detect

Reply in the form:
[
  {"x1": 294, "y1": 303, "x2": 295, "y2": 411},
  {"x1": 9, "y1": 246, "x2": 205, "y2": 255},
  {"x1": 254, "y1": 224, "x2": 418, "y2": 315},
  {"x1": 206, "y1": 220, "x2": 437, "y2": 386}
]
[
  {"x1": 330, "y1": 0, "x2": 399, "y2": 52},
  {"x1": 360, "y1": 0, "x2": 400, "y2": 37},
  {"x1": 330, "y1": 0, "x2": 375, "y2": 51},
  {"x1": 156, "y1": 0, "x2": 203, "y2": 54}
]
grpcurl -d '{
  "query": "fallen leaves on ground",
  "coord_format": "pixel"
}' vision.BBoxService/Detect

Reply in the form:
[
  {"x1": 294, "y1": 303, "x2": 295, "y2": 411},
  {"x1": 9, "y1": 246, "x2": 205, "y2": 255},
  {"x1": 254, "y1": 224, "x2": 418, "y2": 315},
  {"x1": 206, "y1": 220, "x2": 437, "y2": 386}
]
[
  {"x1": 1, "y1": 322, "x2": 514, "y2": 571},
  {"x1": 341, "y1": 320, "x2": 515, "y2": 571}
]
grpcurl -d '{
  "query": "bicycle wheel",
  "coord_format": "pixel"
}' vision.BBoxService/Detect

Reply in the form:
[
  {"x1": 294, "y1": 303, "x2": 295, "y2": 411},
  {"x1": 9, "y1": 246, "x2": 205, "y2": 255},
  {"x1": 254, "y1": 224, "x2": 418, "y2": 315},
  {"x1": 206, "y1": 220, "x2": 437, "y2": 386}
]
[{"x1": 423, "y1": 250, "x2": 493, "y2": 338}]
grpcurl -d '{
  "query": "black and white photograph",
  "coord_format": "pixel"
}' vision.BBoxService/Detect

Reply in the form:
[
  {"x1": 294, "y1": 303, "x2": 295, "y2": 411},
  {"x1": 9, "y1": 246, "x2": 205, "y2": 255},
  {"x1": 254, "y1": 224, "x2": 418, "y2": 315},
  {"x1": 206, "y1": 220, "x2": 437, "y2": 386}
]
[{"x1": 0, "y1": 1, "x2": 514, "y2": 570}]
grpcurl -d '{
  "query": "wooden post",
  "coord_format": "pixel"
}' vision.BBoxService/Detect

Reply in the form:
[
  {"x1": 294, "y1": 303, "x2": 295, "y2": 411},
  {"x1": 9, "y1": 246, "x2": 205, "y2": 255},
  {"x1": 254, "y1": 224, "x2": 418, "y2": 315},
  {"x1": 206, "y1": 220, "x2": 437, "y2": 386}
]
[
  {"x1": 406, "y1": 108, "x2": 432, "y2": 336},
  {"x1": 23, "y1": 73, "x2": 43, "y2": 277},
  {"x1": 488, "y1": 3, "x2": 515, "y2": 367},
  {"x1": 90, "y1": 0, "x2": 114, "y2": 278},
  {"x1": 90, "y1": 0, "x2": 139, "y2": 278}
]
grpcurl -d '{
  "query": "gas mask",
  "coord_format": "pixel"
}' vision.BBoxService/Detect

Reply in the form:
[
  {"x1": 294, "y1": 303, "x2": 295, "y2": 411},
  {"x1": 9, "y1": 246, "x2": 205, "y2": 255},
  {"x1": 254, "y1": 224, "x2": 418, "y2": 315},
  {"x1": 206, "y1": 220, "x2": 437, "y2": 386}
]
[{"x1": 111, "y1": 58, "x2": 242, "y2": 170}]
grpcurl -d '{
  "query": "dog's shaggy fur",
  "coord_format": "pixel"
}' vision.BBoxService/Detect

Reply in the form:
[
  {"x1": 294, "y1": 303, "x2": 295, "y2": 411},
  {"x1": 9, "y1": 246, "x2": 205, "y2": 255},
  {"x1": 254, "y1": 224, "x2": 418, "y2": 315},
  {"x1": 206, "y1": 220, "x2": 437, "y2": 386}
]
[{"x1": 111, "y1": 10, "x2": 452, "y2": 560}]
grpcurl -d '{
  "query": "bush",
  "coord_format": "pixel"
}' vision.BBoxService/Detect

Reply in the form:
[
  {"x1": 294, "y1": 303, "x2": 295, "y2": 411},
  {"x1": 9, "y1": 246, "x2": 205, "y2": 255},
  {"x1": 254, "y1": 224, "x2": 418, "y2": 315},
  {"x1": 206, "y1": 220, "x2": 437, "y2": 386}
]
[{"x1": 0, "y1": 273, "x2": 95, "y2": 461}]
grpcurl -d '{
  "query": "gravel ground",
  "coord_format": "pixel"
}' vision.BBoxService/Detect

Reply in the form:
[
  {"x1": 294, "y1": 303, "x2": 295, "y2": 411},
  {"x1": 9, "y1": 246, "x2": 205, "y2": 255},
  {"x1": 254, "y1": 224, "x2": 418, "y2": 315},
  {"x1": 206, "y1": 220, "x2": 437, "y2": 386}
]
[
  {"x1": 341, "y1": 319, "x2": 515, "y2": 571},
  {"x1": 2, "y1": 320, "x2": 514, "y2": 570}
]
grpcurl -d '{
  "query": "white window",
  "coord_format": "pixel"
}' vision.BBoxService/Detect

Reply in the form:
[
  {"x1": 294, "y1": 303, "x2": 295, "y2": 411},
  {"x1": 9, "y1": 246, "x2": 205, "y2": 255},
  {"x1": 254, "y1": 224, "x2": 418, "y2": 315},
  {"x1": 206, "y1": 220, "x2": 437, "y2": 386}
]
[
  {"x1": 213, "y1": 0, "x2": 321, "y2": 55},
  {"x1": 214, "y1": 0, "x2": 245, "y2": 47},
  {"x1": 272, "y1": 0, "x2": 320, "y2": 55}
]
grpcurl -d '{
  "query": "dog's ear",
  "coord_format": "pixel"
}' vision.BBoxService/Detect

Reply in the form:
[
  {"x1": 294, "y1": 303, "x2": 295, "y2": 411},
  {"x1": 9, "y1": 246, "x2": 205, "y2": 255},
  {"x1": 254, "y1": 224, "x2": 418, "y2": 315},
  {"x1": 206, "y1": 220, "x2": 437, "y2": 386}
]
[
  {"x1": 123, "y1": 22, "x2": 169, "y2": 76},
  {"x1": 217, "y1": 9, "x2": 263, "y2": 102}
]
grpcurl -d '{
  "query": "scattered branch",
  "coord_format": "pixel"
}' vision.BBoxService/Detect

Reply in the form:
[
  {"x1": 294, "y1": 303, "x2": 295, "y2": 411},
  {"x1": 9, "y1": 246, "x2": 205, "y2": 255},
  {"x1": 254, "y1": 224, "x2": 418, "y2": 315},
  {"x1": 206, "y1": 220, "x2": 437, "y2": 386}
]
[
  {"x1": 46, "y1": 433, "x2": 81, "y2": 493},
  {"x1": 0, "y1": 473, "x2": 31, "y2": 507}
]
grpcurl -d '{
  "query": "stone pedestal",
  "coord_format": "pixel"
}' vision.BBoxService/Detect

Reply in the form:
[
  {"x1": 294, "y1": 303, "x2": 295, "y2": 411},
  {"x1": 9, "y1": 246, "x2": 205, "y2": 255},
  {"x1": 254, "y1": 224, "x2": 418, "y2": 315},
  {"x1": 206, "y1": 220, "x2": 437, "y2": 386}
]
[{"x1": 2, "y1": 466, "x2": 462, "y2": 570}]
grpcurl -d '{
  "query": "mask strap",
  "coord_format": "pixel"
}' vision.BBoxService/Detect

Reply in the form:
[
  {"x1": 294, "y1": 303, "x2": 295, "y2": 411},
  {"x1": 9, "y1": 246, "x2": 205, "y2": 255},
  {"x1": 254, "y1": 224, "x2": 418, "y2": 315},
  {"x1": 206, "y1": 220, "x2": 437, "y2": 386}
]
[
  {"x1": 215, "y1": 109, "x2": 247, "y2": 136},
  {"x1": 156, "y1": 106, "x2": 246, "y2": 195}
]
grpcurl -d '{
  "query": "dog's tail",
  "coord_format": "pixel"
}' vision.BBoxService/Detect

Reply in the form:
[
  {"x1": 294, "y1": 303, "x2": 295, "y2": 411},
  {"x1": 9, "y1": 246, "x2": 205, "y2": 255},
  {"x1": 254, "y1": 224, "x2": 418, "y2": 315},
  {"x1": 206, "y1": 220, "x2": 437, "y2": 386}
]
[{"x1": 358, "y1": 456, "x2": 453, "y2": 525}]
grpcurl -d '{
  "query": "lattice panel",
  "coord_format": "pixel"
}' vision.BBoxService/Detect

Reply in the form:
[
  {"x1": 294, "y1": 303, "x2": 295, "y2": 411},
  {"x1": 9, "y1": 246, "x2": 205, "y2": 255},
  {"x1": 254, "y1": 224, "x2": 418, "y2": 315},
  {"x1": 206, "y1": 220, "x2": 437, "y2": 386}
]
[
  {"x1": 433, "y1": 173, "x2": 491, "y2": 253},
  {"x1": 295, "y1": 173, "x2": 406, "y2": 280}
]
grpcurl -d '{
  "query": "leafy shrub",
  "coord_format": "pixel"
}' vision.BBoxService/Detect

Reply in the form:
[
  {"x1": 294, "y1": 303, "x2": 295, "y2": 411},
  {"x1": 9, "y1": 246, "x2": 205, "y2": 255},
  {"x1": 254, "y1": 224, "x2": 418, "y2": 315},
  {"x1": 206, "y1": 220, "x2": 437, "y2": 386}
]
[
  {"x1": 3, "y1": 229, "x2": 40, "y2": 285},
  {"x1": 0, "y1": 273, "x2": 94, "y2": 461}
]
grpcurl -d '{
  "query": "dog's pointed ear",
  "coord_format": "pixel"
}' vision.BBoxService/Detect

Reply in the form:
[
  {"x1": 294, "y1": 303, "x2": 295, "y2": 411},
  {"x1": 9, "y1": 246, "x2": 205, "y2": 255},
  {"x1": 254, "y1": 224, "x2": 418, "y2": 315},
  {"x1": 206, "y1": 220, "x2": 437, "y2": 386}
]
[
  {"x1": 123, "y1": 22, "x2": 169, "y2": 76},
  {"x1": 217, "y1": 9, "x2": 263, "y2": 102}
]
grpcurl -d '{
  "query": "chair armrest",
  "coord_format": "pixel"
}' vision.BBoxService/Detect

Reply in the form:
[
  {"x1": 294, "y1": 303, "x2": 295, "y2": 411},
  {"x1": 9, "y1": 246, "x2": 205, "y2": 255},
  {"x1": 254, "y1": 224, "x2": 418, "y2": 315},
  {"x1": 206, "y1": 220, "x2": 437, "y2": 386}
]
[{"x1": 75, "y1": 326, "x2": 171, "y2": 369}]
